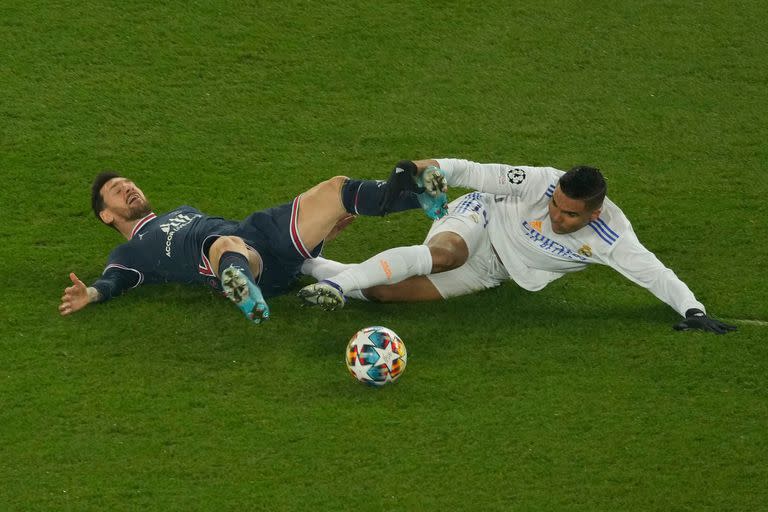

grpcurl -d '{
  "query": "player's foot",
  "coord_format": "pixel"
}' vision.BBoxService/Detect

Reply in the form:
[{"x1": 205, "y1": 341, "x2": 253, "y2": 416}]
[
  {"x1": 382, "y1": 160, "x2": 448, "y2": 220},
  {"x1": 297, "y1": 280, "x2": 346, "y2": 311},
  {"x1": 221, "y1": 265, "x2": 270, "y2": 324},
  {"x1": 381, "y1": 160, "x2": 421, "y2": 212}
]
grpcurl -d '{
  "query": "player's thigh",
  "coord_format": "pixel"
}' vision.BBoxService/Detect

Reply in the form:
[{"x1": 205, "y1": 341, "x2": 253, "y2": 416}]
[
  {"x1": 425, "y1": 235, "x2": 509, "y2": 299},
  {"x1": 424, "y1": 193, "x2": 491, "y2": 266},
  {"x1": 365, "y1": 276, "x2": 443, "y2": 303},
  {"x1": 425, "y1": 231, "x2": 469, "y2": 272},
  {"x1": 295, "y1": 176, "x2": 348, "y2": 250}
]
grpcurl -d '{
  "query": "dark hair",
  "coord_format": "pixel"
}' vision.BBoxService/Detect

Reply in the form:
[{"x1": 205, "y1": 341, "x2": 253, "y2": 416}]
[
  {"x1": 91, "y1": 171, "x2": 122, "y2": 222},
  {"x1": 558, "y1": 166, "x2": 606, "y2": 211}
]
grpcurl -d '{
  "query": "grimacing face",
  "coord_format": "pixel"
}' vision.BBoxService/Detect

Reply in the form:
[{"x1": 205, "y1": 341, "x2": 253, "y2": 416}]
[
  {"x1": 99, "y1": 177, "x2": 152, "y2": 225},
  {"x1": 547, "y1": 185, "x2": 601, "y2": 234}
]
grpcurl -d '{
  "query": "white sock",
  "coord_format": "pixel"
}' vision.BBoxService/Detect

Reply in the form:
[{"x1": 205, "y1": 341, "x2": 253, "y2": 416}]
[
  {"x1": 327, "y1": 245, "x2": 433, "y2": 293},
  {"x1": 300, "y1": 257, "x2": 354, "y2": 281}
]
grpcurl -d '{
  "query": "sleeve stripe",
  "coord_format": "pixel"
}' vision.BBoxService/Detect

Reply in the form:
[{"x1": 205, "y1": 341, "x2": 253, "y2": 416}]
[
  {"x1": 595, "y1": 218, "x2": 619, "y2": 239},
  {"x1": 104, "y1": 264, "x2": 144, "y2": 287},
  {"x1": 588, "y1": 220, "x2": 618, "y2": 245}
]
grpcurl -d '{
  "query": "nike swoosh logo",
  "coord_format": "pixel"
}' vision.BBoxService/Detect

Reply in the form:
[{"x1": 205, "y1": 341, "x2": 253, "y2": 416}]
[{"x1": 395, "y1": 167, "x2": 405, "y2": 173}]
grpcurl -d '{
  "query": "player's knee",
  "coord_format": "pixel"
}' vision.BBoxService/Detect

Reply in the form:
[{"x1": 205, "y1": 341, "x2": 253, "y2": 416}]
[
  {"x1": 428, "y1": 237, "x2": 468, "y2": 273},
  {"x1": 210, "y1": 235, "x2": 245, "y2": 255},
  {"x1": 322, "y1": 175, "x2": 349, "y2": 194}
]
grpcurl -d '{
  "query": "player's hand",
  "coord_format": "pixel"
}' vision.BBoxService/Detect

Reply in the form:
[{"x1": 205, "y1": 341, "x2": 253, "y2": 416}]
[
  {"x1": 420, "y1": 165, "x2": 448, "y2": 197},
  {"x1": 59, "y1": 272, "x2": 90, "y2": 316},
  {"x1": 673, "y1": 308, "x2": 737, "y2": 335}
]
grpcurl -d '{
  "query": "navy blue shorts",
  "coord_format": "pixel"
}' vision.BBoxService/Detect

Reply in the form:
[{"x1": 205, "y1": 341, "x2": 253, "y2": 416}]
[{"x1": 233, "y1": 197, "x2": 323, "y2": 298}]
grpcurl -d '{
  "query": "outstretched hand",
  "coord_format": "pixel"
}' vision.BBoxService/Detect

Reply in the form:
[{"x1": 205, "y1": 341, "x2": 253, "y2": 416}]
[
  {"x1": 59, "y1": 273, "x2": 90, "y2": 316},
  {"x1": 673, "y1": 309, "x2": 737, "y2": 335}
]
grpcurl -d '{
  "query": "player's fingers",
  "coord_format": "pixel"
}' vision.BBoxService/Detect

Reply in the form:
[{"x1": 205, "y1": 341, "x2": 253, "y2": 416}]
[{"x1": 69, "y1": 272, "x2": 85, "y2": 287}]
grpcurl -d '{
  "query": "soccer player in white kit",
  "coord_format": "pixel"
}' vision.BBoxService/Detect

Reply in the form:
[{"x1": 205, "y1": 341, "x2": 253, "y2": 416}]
[{"x1": 298, "y1": 158, "x2": 736, "y2": 334}]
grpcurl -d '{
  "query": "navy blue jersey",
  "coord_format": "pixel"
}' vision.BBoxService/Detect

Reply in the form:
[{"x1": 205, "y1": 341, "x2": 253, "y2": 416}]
[{"x1": 91, "y1": 199, "x2": 321, "y2": 302}]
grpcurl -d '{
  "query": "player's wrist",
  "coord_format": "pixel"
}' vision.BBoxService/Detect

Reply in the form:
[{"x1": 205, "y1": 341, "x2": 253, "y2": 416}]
[{"x1": 86, "y1": 287, "x2": 102, "y2": 304}]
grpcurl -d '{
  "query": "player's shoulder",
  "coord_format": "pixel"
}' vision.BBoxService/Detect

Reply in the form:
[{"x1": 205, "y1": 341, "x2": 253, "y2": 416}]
[
  {"x1": 160, "y1": 205, "x2": 202, "y2": 217},
  {"x1": 503, "y1": 165, "x2": 563, "y2": 199},
  {"x1": 583, "y1": 197, "x2": 631, "y2": 248},
  {"x1": 108, "y1": 239, "x2": 142, "y2": 262},
  {"x1": 502, "y1": 165, "x2": 563, "y2": 179}
]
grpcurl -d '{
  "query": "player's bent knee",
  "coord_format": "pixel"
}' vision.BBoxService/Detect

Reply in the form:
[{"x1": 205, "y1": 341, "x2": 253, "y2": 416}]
[
  {"x1": 428, "y1": 243, "x2": 468, "y2": 273},
  {"x1": 317, "y1": 175, "x2": 349, "y2": 194},
  {"x1": 210, "y1": 235, "x2": 245, "y2": 255}
]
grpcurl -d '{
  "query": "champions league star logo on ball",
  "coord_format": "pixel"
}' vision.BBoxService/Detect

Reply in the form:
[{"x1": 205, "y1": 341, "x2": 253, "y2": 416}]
[{"x1": 346, "y1": 326, "x2": 407, "y2": 386}]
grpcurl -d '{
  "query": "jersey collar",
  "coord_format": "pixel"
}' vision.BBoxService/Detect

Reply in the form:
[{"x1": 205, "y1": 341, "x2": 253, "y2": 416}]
[{"x1": 130, "y1": 212, "x2": 157, "y2": 239}]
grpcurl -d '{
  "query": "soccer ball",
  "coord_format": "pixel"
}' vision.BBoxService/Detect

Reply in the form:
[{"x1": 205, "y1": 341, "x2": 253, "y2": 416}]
[{"x1": 346, "y1": 326, "x2": 407, "y2": 386}]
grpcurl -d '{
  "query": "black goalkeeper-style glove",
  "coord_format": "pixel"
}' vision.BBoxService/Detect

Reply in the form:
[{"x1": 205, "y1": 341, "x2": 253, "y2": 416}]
[{"x1": 673, "y1": 308, "x2": 737, "y2": 335}]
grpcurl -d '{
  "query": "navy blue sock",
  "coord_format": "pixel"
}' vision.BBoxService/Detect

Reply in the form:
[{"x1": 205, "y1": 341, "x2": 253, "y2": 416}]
[
  {"x1": 218, "y1": 251, "x2": 255, "y2": 282},
  {"x1": 341, "y1": 179, "x2": 420, "y2": 216},
  {"x1": 341, "y1": 160, "x2": 423, "y2": 216}
]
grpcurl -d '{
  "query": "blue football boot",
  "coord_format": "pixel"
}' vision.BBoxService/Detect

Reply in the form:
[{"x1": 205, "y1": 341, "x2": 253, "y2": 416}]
[{"x1": 221, "y1": 265, "x2": 270, "y2": 324}]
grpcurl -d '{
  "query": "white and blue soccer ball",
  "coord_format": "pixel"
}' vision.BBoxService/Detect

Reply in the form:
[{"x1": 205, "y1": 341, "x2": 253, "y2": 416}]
[{"x1": 346, "y1": 326, "x2": 407, "y2": 386}]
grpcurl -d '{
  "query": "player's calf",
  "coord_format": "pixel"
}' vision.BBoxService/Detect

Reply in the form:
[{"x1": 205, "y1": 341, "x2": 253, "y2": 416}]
[{"x1": 340, "y1": 160, "x2": 447, "y2": 219}]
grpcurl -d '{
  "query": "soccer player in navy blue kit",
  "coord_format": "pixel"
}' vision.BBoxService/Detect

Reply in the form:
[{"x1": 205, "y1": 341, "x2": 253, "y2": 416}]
[{"x1": 58, "y1": 163, "x2": 447, "y2": 324}]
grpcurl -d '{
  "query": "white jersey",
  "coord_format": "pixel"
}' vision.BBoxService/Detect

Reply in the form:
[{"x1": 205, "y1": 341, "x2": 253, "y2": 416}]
[{"x1": 436, "y1": 158, "x2": 705, "y2": 317}]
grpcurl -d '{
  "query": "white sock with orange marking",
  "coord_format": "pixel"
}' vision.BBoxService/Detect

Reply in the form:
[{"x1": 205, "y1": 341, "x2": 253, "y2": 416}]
[{"x1": 326, "y1": 245, "x2": 433, "y2": 294}]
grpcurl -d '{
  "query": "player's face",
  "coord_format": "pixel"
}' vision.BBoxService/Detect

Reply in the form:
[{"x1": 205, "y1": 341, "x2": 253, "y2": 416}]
[
  {"x1": 100, "y1": 177, "x2": 152, "y2": 223},
  {"x1": 548, "y1": 186, "x2": 600, "y2": 234}
]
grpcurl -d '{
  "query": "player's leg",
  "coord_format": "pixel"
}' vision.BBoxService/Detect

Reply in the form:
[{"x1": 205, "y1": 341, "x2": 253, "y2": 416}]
[
  {"x1": 363, "y1": 275, "x2": 444, "y2": 302},
  {"x1": 362, "y1": 228, "x2": 509, "y2": 303},
  {"x1": 297, "y1": 230, "x2": 469, "y2": 309},
  {"x1": 294, "y1": 161, "x2": 448, "y2": 254},
  {"x1": 298, "y1": 192, "x2": 490, "y2": 309},
  {"x1": 208, "y1": 235, "x2": 269, "y2": 323},
  {"x1": 300, "y1": 256, "x2": 353, "y2": 281}
]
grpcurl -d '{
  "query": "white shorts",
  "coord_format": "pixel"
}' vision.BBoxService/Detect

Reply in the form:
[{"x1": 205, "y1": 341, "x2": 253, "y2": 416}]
[{"x1": 424, "y1": 192, "x2": 509, "y2": 298}]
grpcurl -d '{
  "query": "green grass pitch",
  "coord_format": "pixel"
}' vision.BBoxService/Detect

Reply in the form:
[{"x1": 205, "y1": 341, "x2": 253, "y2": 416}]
[{"x1": 1, "y1": 1, "x2": 767, "y2": 510}]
